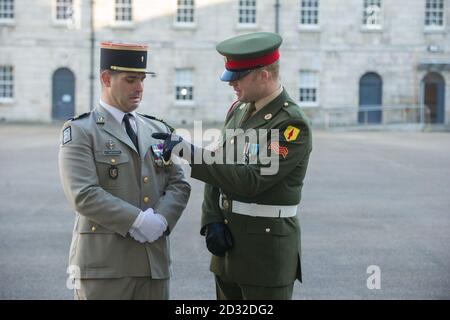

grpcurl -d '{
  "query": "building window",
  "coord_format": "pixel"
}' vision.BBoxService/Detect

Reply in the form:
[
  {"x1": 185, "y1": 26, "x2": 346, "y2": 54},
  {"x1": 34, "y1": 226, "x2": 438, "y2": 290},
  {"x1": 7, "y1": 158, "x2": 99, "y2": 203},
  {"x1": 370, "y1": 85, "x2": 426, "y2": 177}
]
[
  {"x1": 0, "y1": 0, "x2": 14, "y2": 21},
  {"x1": 300, "y1": 0, "x2": 319, "y2": 26},
  {"x1": 425, "y1": 0, "x2": 445, "y2": 28},
  {"x1": 362, "y1": 0, "x2": 382, "y2": 28},
  {"x1": 175, "y1": 69, "x2": 194, "y2": 102},
  {"x1": 115, "y1": 0, "x2": 132, "y2": 22},
  {"x1": 238, "y1": 0, "x2": 256, "y2": 25},
  {"x1": 176, "y1": 0, "x2": 195, "y2": 24},
  {"x1": 299, "y1": 71, "x2": 318, "y2": 106},
  {"x1": 0, "y1": 66, "x2": 14, "y2": 101},
  {"x1": 55, "y1": 0, "x2": 73, "y2": 21}
]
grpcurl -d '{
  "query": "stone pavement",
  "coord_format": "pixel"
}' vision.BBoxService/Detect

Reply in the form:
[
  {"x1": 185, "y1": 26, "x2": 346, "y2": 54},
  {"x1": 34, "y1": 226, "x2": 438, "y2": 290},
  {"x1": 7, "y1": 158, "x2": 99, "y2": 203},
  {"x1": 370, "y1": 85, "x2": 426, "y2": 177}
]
[{"x1": 0, "y1": 123, "x2": 449, "y2": 299}]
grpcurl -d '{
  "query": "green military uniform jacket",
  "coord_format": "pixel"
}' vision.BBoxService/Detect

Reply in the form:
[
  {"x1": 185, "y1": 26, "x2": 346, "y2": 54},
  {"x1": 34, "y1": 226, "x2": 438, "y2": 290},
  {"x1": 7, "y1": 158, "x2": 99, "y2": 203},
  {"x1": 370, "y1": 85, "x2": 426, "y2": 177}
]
[
  {"x1": 192, "y1": 89, "x2": 312, "y2": 287},
  {"x1": 58, "y1": 105, "x2": 191, "y2": 280}
]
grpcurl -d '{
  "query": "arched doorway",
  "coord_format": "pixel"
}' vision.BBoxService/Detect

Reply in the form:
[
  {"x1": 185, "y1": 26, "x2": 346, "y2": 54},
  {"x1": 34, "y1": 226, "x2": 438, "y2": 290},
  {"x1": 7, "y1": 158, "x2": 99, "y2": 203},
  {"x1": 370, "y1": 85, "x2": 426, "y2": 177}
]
[
  {"x1": 422, "y1": 72, "x2": 445, "y2": 124},
  {"x1": 52, "y1": 68, "x2": 75, "y2": 120},
  {"x1": 359, "y1": 72, "x2": 382, "y2": 124}
]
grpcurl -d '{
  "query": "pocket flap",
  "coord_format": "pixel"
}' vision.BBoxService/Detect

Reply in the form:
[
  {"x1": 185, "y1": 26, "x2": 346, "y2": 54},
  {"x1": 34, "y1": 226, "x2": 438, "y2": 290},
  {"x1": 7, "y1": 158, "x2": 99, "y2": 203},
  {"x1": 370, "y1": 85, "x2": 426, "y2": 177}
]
[
  {"x1": 94, "y1": 152, "x2": 129, "y2": 165},
  {"x1": 77, "y1": 216, "x2": 115, "y2": 234}
]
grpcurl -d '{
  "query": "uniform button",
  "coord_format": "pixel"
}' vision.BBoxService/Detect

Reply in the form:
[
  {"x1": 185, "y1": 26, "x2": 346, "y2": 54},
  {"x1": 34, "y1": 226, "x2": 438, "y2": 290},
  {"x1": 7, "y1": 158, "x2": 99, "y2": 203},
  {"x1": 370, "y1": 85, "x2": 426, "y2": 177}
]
[
  {"x1": 265, "y1": 228, "x2": 271, "y2": 233},
  {"x1": 143, "y1": 196, "x2": 150, "y2": 203},
  {"x1": 91, "y1": 226, "x2": 96, "y2": 232},
  {"x1": 284, "y1": 102, "x2": 289, "y2": 107},
  {"x1": 143, "y1": 176, "x2": 149, "y2": 183},
  {"x1": 110, "y1": 158, "x2": 116, "y2": 164},
  {"x1": 223, "y1": 200, "x2": 229, "y2": 210},
  {"x1": 224, "y1": 219, "x2": 229, "y2": 225},
  {"x1": 230, "y1": 139, "x2": 234, "y2": 145}
]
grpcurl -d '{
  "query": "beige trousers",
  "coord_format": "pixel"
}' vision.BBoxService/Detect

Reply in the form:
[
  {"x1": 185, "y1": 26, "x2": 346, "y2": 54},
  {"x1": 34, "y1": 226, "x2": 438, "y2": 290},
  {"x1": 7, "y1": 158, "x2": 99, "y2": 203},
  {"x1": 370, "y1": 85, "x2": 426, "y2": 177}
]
[{"x1": 74, "y1": 277, "x2": 169, "y2": 300}]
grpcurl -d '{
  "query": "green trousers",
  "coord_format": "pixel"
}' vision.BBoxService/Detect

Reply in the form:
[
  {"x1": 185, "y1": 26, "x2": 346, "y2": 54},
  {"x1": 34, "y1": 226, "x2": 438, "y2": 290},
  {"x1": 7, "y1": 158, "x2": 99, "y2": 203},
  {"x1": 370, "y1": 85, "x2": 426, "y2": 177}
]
[
  {"x1": 74, "y1": 277, "x2": 169, "y2": 300},
  {"x1": 215, "y1": 275, "x2": 294, "y2": 300}
]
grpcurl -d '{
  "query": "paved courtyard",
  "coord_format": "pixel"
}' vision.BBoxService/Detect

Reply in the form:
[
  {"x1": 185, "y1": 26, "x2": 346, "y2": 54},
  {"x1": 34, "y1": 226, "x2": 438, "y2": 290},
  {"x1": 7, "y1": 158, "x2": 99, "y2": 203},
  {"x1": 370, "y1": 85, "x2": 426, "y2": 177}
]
[{"x1": 0, "y1": 123, "x2": 449, "y2": 299}]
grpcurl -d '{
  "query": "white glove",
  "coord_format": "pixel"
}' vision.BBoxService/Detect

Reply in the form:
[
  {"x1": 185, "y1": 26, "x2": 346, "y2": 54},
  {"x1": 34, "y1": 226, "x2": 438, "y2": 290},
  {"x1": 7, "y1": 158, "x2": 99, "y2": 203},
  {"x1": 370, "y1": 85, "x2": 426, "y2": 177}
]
[{"x1": 129, "y1": 208, "x2": 168, "y2": 243}]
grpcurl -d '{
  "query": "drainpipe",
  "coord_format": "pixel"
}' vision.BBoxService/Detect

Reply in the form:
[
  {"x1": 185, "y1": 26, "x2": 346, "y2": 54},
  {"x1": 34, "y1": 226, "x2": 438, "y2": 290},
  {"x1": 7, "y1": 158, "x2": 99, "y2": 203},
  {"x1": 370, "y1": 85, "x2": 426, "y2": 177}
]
[
  {"x1": 419, "y1": 79, "x2": 425, "y2": 129},
  {"x1": 274, "y1": 0, "x2": 280, "y2": 34},
  {"x1": 89, "y1": 0, "x2": 95, "y2": 110}
]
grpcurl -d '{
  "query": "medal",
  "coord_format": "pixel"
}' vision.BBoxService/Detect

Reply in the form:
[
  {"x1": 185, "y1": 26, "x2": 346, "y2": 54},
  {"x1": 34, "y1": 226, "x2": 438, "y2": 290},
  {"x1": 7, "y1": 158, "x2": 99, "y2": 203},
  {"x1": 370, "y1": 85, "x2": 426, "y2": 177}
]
[{"x1": 151, "y1": 144, "x2": 165, "y2": 167}]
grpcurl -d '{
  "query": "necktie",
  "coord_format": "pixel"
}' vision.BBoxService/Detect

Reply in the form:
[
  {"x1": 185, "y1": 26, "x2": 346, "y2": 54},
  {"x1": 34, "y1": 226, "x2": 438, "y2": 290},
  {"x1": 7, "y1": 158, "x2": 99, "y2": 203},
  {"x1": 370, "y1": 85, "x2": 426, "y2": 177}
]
[
  {"x1": 241, "y1": 102, "x2": 256, "y2": 124},
  {"x1": 123, "y1": 113, "x2": 139, "y2": 153}
]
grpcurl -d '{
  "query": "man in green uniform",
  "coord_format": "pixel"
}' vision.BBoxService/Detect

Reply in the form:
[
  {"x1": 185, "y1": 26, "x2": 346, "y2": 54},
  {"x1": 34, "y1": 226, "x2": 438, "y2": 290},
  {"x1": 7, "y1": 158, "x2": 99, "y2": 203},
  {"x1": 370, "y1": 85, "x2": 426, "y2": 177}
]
[
  {"x1": 153, "y1": 32, "x2": 312, "y2": 299},
  {"x1": 59, "y1": 42, "x2": 191, "y2": 299}
]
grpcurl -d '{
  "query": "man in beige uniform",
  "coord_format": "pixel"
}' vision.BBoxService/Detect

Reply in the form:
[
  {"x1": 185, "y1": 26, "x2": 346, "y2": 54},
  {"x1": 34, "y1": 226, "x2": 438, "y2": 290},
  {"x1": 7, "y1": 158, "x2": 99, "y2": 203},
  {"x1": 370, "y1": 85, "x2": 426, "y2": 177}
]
[{"x1": 58, "y1": 42, "x2": 191, "y2": 299}]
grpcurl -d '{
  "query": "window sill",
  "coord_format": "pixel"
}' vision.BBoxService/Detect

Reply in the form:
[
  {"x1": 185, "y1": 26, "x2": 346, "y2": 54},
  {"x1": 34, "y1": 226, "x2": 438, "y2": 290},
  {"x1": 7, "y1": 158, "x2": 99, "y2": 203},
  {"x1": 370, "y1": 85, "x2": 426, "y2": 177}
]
[
  {"x1": 235, "y1": 23, "x2": 259, "y2": 31},
  {"x1": 361, "y1": 26, "x2": 383, "y2": 33},
  {"x1": 298, "y1": 25, "x2": 321, "y2": 33},
  {"x1": 0, "y1": 20, "x2": 15, "y2": 26},
  {"x1": 52, "y1": 20, "x2": 75, "y2": 28},
  {"x1": 111, "y1": 21, "x2": 135, "y2": 30},
  {"x1": 424, "y1": 27, "x2": 446, "y2": 34},
  {"x1": 173, "y1": 23, "x2": 197, "y2": 30},
  {"x1": 299, "y1": 103, "x2": 319, "y2": 108},
  {"x1": 0, "y1": 98, "x2": 15, "y2": 104},
  {"x1": 174, "y1": 101, "x2": 196, "y2": 108}
]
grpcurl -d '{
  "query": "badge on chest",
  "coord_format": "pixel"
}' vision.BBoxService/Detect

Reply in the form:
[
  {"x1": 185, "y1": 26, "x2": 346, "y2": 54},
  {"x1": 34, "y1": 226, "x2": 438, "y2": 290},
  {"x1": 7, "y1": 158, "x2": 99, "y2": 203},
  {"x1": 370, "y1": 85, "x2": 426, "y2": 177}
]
[
  {"x1": 109, "y1": 165, "x2": 119, "y2": 179},
  {"x1": 103, "y1": 139, "x2": 122, "y2": 156}
]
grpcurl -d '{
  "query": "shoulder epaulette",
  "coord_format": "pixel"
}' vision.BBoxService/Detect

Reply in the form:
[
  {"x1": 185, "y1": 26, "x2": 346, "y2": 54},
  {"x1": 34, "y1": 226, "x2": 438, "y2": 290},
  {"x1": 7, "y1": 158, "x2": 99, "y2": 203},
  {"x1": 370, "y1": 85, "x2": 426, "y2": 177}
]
[
  {"x1": 138, "y1": 113, "x2": 175, "y2": 133},
  {"x1": 68, "y1": 112, "x2": 91, "y2": 121}
]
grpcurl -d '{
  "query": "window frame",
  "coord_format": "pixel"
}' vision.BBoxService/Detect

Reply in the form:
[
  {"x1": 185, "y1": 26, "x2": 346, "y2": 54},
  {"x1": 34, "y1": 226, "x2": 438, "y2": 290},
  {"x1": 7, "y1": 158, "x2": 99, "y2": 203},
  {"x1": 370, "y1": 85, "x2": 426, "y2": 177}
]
[
  {"x1": 0, "y1": 0, "x2": 15, "y2": 24},
  {"x1": 362, "y1": 0, "x2": 383, "y2": 31},
  {"x1": 53, "y1": 0, "x2": 75, "y2": 27},
  {"x1": 424, "y1": 0, "x2": 446, "y2": 31},
  {"x1": 174, "y1": 0, "x2": 196, "y2": 28},
  {"x1": 114, "y1": 0, "x2": 134, "y2": 27},
  {"x1": 0, "y1": 65, "x2": 14, "y2": 103},
  {"x1": 299, "y1": 0, "x2": 320, "y2": 30},
  {"x1": 237, "y1": 0, "x2": 258, "y2": 29},
  {"x1": 174, "y1": 68, "x2": 195, "y2": 106},
  {"x1": 298, "y1": 70, "x2": 319, "y2": 108}
]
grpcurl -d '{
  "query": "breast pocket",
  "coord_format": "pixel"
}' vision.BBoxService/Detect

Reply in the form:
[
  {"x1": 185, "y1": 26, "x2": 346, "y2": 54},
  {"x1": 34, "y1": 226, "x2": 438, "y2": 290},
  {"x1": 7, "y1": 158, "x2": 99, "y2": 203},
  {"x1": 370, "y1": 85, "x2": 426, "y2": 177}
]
[{"x1": 94, "y1": 152, "x2": 130, "y2": 189}]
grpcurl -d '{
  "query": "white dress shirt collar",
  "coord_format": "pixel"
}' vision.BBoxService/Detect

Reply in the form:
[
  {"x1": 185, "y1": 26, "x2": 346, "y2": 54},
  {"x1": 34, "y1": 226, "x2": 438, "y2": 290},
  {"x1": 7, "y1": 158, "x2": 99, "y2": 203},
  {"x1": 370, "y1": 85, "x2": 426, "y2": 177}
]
[{"x1": 99, "y1": 99, "x2": 137, "y2": 125}]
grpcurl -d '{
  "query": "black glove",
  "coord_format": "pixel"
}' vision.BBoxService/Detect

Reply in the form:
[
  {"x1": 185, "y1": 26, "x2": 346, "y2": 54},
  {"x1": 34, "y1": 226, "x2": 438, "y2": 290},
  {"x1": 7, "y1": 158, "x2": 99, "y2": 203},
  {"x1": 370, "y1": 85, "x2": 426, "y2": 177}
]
[
  {"x1": 151, "y1": 132, "x2": 184, "y2": 161},
  {"x1": 205, "y1": 222, "x2": 233, "y2": 257}
]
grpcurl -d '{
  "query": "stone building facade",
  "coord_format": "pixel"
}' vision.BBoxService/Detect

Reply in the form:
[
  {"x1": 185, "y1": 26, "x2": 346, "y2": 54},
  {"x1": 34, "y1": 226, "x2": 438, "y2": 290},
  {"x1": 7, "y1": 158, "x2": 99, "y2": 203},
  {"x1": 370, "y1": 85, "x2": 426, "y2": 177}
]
[{"x1": 0, "y1": 0, "x2": 449, "y2": 126}]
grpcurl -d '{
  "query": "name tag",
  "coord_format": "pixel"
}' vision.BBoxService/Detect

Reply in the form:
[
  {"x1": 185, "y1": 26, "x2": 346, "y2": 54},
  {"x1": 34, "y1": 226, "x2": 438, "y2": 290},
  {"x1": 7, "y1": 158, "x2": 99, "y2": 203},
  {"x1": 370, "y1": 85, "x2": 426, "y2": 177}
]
[{"x1": 103, "y1": 150, "x2": 122, "y2": 156}]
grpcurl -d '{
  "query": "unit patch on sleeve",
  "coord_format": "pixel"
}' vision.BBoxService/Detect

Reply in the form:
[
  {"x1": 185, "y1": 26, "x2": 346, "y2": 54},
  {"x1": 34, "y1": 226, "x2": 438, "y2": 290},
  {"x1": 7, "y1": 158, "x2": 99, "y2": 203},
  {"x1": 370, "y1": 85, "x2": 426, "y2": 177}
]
[
  {"x1": 283, "y1": 126, "x2": 300, "y2": 142},
  {"x1": 62, "y1": 126, "x2": 72, "y2": 145}
]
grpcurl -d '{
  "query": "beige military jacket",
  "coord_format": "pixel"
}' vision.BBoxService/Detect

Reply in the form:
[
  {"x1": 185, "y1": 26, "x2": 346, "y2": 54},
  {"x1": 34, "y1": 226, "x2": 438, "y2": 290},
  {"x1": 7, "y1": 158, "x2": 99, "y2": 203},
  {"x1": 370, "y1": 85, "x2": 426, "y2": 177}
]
[{"x1": 58, "y1": 105, "x2": 191, "y2": 279}]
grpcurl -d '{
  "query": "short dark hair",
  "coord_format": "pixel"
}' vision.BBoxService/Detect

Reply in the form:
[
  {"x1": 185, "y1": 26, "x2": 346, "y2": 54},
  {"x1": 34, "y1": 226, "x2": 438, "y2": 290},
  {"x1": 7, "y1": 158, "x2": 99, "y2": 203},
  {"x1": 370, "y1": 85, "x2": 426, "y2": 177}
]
[{"x1": 263, "y1": 60, "x2": 279, "y2": 79}]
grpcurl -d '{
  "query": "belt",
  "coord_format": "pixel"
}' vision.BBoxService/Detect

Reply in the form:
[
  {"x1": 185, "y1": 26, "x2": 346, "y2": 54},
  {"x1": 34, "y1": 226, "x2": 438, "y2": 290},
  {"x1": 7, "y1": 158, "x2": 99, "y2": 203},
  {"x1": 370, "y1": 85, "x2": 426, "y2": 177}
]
[{"x1": 219, "y1": 194, "x2": 298, "y2": 218}]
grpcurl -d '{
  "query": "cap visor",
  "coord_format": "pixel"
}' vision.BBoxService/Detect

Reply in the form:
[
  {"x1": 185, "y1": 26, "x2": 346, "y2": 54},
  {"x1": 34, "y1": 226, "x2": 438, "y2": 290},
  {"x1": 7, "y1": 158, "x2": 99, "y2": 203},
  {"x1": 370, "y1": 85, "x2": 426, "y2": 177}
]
[{"x1": 220, "y1": 69, "x2": 251, "y2": 82}]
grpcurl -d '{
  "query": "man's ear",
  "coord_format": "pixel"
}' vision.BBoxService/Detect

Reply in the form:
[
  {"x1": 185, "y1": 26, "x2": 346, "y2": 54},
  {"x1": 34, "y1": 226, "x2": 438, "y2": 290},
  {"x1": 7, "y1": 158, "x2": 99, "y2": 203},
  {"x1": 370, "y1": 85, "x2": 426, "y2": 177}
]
[
  {"x1": 100, "y1": 70, "x2": 112, "y2": 88},
  {"x1": 259, "y1": 69, "x2": 270, "y2": 82}
]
